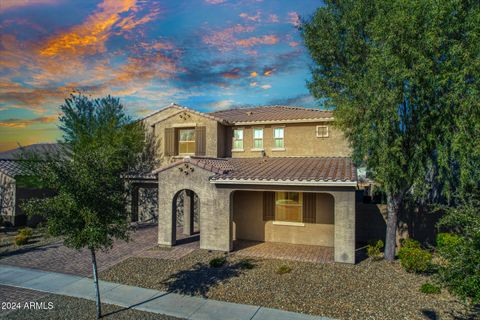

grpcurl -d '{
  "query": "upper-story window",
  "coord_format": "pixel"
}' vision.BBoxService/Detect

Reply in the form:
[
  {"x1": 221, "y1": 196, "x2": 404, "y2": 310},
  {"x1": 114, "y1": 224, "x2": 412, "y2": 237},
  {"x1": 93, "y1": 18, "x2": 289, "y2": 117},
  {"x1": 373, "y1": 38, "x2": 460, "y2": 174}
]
[
  {"x1": 178, "y1": 128, "x2": 196, "y2": 155},
  {"x1": 253, "y1": 128, "x2": 264, "y2": 149},
  {"x1": 316, "y1": 125, "x2": 329, "y2": 138},
  {"x1": 233, "y1": 129, "x2": 244, "y2": 150},
  {"x1": 273, "y1": 127, "x2": 284, "y2": 148}
]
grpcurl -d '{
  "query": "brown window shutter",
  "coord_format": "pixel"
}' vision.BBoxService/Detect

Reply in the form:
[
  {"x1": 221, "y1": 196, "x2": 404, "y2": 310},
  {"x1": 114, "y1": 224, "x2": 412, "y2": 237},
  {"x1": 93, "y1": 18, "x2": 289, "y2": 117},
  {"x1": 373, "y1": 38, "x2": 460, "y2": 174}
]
[
  {"x1": 263, "y1": 191, "x2": 275, "y2": 221},
  {"x1": 195, "y1": 126, "x2": 206, "y2": 156},
  {"x1": 303, "y1": 193, "x2": 316, "y2": 223},
  {"x1": 164, "y1": 128, "x2": 175, "y2": 156}
]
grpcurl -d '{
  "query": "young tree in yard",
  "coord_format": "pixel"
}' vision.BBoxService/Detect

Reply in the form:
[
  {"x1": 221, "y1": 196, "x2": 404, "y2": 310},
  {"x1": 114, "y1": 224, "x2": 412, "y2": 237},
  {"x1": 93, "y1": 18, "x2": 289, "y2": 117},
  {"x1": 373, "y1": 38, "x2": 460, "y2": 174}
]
[
  {"x1": 302, "y1": 0, "x2": 479, "y2": 260},
  {"x1": 22, "y1": 94, "x2": 145, "y2": 319}
]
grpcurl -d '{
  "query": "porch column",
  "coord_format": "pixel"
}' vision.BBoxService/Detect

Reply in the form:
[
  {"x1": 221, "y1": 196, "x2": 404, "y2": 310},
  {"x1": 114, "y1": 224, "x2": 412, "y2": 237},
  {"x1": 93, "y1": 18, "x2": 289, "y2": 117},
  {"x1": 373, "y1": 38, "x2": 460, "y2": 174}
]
[
  {"x1": 199, "y1": 189, "x2": 232, "y2": 252},
  {"x1": 158, "y1": 188, "x2": 175, "y2": 246},
  {"x1": 182, "y1": 190, "x2": 194, "y2": 236},
  {"x1": 332, "y1": 190, "x2": 356, "y2": 264},
  {"x1": 131, "y1": 185, "x2": 139, "y2": 222}
]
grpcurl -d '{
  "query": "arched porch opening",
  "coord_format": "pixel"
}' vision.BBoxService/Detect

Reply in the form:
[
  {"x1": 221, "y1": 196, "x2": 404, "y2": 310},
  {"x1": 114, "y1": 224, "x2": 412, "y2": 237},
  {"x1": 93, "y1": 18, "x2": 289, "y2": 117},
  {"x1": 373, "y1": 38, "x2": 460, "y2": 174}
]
[{"x1": 172, "y1": 189, "x2": 200, "y2": 244}]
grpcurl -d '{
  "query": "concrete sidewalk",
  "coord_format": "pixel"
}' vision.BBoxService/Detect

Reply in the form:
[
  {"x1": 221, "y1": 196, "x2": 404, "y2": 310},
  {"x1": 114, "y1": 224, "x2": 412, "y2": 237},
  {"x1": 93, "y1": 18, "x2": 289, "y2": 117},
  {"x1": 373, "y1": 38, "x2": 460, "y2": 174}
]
[{"x1": 0, "y1": 265, "x2": 332, "y2": 320}]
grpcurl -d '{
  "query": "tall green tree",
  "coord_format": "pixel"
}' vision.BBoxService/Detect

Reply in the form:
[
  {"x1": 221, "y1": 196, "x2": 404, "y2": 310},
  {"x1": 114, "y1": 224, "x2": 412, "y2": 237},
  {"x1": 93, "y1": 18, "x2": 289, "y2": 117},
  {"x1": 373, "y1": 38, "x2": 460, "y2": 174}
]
[
  {"x1": 302, "y1": 0, "x2": 479, "y2": 260},
  {"x1": 23, "y1": 94, "x2": 145, "y2": 319},
  {"x1": 436, "y1": 200, "x2": 480, "y2": 304}
]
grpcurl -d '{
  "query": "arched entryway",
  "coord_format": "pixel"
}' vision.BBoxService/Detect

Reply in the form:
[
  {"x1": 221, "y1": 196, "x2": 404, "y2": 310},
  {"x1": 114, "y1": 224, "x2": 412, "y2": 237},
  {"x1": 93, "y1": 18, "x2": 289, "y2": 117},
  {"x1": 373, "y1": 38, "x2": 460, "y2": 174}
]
[{"x1": 172, "y1": 189, "x2": 200, "y2": 244}]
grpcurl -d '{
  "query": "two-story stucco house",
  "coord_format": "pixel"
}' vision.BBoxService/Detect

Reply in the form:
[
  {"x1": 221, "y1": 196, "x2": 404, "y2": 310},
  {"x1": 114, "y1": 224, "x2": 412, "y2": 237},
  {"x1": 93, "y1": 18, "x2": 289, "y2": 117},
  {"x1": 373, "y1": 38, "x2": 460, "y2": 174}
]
[{"x1": 137, "y1": 104, "x2": 357, "y2": 264}]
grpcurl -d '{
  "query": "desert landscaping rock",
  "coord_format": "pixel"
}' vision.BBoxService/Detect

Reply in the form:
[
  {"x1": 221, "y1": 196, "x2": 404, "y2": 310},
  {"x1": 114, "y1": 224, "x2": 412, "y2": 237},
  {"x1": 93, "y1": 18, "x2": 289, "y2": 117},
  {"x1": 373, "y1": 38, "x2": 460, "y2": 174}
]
[{"x1": 100, "y1": 250, "x2": 473, "y2": 320}]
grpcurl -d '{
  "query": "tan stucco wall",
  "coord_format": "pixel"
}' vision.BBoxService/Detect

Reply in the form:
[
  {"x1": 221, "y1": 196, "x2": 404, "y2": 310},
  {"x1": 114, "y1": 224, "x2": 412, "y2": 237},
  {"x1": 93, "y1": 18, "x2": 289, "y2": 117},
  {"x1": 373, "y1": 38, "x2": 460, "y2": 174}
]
[
  {"x1": 217, "y1": 123, "x2": 227, "y2": 158},
  {"x1": 150, "y1": 110, "x2": 222, "y2": 165},
  {"x1": 232, "y1": 191, "x2": 335, "y2": 247},
  {"x1": 142, "y1": 108, "x2": 351, "y2": 162},
  {"x1": 141, "y1": 107, "x2": 181, "y2": 130},
  {"x1": 157, "y1": 164, "x2": 232, "y2": 251},
  {"x1": 228, "y1": 122, "x2": 351, "y2": 158}
]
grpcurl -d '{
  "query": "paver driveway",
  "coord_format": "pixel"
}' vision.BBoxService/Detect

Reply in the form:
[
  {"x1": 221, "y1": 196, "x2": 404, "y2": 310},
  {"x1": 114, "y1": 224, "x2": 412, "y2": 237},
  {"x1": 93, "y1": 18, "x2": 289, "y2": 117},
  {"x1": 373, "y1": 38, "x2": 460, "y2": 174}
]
[{"x1": 0, "y1": 224, "x2": 158, "y2": 276}]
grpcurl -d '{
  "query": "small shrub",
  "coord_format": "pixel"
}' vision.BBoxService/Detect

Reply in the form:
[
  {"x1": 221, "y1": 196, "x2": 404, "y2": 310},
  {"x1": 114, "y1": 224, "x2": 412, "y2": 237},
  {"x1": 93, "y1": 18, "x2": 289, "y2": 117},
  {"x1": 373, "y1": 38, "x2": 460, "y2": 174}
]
[
  {"x1": 420, "y1": 282, "x2": 441, "y2": 294},
  {"x1": 400, "y1": 238, "x2": 421, "y2": 249},
  {"x1": 367, "y1": 240, "x2": 384, "y2": 259},
  {"x1": 436, "y1": 233, "x2": 462, "y2": 250},
  {"x1": 209, "y1": 256, "x2": 227, "y2": 268},
  {"x1": 18, "y1": 227, "x2": 33, "y2": 237},
  {"x1": 239, "y1": 259, "x2": 255, "y2": 270},
  {"x1": 398, "y1": 239, "x2": 432, "y2": 273},
  {"x1": 276, "y1": 264, "x2": 292, "y2": 275},
  {"x1": 14, "y1": 234, "x2": 28, "y2": 246}
]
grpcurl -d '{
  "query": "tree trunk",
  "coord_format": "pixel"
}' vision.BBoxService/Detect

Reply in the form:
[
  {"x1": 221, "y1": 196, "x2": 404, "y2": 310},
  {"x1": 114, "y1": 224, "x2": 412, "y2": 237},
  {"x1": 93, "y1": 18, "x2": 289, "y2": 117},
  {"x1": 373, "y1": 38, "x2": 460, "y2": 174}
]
[
  {"x1": 90, "y1": 248, "x2": 102, "y2": 319},
  {"x1": 384, "y1": 192, "x2": 403, "y2": 261}
]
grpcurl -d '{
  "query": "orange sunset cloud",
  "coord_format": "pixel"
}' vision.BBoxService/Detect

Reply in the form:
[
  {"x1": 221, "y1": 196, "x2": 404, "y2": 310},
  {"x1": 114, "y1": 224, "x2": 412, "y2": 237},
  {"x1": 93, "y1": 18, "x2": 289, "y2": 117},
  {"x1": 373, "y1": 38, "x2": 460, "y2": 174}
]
[
  {"x1": 38, "y1": 0, "x2": 158, "y2": 57},
  {"x1": 236, "y1": 35, "x2": 278, "y2": 47},
  {"x1": 0, "y1": 115, "x2": 57, "y2": 128}
]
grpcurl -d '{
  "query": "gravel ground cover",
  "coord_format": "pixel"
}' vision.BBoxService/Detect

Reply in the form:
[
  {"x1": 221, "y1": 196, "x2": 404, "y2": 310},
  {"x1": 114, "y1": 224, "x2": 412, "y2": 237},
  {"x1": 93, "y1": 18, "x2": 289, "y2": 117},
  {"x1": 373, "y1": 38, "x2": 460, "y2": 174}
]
[
  {"x1": 0, "y1": 285, "x2": 47, "y2": 316},
  {"x1": 0, "y1": 227, "x2": 58, "y2": 256},
  {"x1": 0, "y1": 294, "x2": 182, "y2": 320},
  {"x1": 101, "y1": 250, "x2": 476, "y2": 320}
]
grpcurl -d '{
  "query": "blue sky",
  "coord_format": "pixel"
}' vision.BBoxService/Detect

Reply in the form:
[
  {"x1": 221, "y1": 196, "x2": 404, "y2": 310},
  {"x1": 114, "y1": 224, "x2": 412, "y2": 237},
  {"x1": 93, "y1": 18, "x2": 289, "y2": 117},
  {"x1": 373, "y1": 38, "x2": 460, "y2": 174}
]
[{"x1": 0, "y1": 0, "x2": 322, "y2": 151}]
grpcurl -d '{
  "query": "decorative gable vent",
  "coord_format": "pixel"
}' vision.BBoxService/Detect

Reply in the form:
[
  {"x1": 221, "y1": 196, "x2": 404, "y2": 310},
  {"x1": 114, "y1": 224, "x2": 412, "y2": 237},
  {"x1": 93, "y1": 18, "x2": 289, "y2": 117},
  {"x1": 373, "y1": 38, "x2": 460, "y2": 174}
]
[{"x1": 179, "y1": 112, "x2": 191, "y2": 120}]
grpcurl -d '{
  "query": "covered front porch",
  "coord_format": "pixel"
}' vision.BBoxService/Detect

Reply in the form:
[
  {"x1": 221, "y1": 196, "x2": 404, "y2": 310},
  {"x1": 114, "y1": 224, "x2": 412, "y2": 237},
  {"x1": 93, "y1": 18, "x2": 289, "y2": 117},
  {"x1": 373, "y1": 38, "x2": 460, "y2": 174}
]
[{"x1": 153, "y1": 157, "x2": 357, "y2": 264}]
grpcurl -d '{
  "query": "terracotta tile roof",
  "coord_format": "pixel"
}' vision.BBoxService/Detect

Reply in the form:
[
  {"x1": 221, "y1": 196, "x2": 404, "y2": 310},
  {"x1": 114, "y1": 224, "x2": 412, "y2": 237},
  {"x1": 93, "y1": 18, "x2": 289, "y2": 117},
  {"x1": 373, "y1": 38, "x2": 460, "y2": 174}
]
[
  {"x1": 153, "y1": 157, "x2": 357, "y2": 184},
  {"x1": 0, "y1": 160, "x2": 38, "y2": 178},
  {"x1": 0, "y1": 143, "x2": 62, "y2": 160},
  {"x1": 208, "y1": 106, "x2": 333, "y2": 124}
]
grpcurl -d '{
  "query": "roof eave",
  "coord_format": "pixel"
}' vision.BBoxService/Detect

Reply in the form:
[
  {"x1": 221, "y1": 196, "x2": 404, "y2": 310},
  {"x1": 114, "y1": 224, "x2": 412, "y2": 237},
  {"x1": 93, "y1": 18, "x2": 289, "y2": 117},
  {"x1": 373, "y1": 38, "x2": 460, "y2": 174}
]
[
  {"x1": 231, "y1": 117, "x2": 334, "y2": 126},
  {"x1": 209, "y1": 179, "x2": 357, "y2": 187}
]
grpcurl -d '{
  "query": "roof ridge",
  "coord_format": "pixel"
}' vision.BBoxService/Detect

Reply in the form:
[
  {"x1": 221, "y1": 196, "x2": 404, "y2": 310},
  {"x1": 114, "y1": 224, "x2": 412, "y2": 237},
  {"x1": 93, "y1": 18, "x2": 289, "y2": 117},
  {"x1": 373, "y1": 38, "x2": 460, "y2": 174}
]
[
  {"x1": 208, "y1": 105, "x2": 331, "y2": 114},
  {"x1": 171, "y1": 104, "x2": 229, "y2": 123}
]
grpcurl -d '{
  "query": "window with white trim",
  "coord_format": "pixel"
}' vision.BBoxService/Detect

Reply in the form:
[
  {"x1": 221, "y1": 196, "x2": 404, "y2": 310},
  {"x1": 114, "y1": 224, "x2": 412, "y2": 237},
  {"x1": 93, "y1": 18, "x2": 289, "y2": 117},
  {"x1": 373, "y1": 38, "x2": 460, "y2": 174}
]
[
  {"x1": 233, "y1": 129, "x2": 244, "y2": 150},
  {"x1": 316, "y1": 125, "x2": 329, "y2": 138},
  {"x1": 253, "y1": 128, "x2": 263, "y2": 149},
  {"x1": 273, "y1": 127, "x2": 284, "y2": 148},
  {"x1": 275, "y1": 192, "x2": 303, "y2": 222}
]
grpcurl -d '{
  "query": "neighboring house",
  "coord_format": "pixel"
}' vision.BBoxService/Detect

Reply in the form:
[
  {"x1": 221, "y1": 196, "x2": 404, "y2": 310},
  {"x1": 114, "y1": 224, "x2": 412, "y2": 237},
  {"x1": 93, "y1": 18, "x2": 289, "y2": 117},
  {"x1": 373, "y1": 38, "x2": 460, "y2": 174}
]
[
  {"x1": 0, "y1": 144, "x2": 59, "y2": 226},
  {"x1": 137, "y1": 104, "x2": 358, "y2": 264}
]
